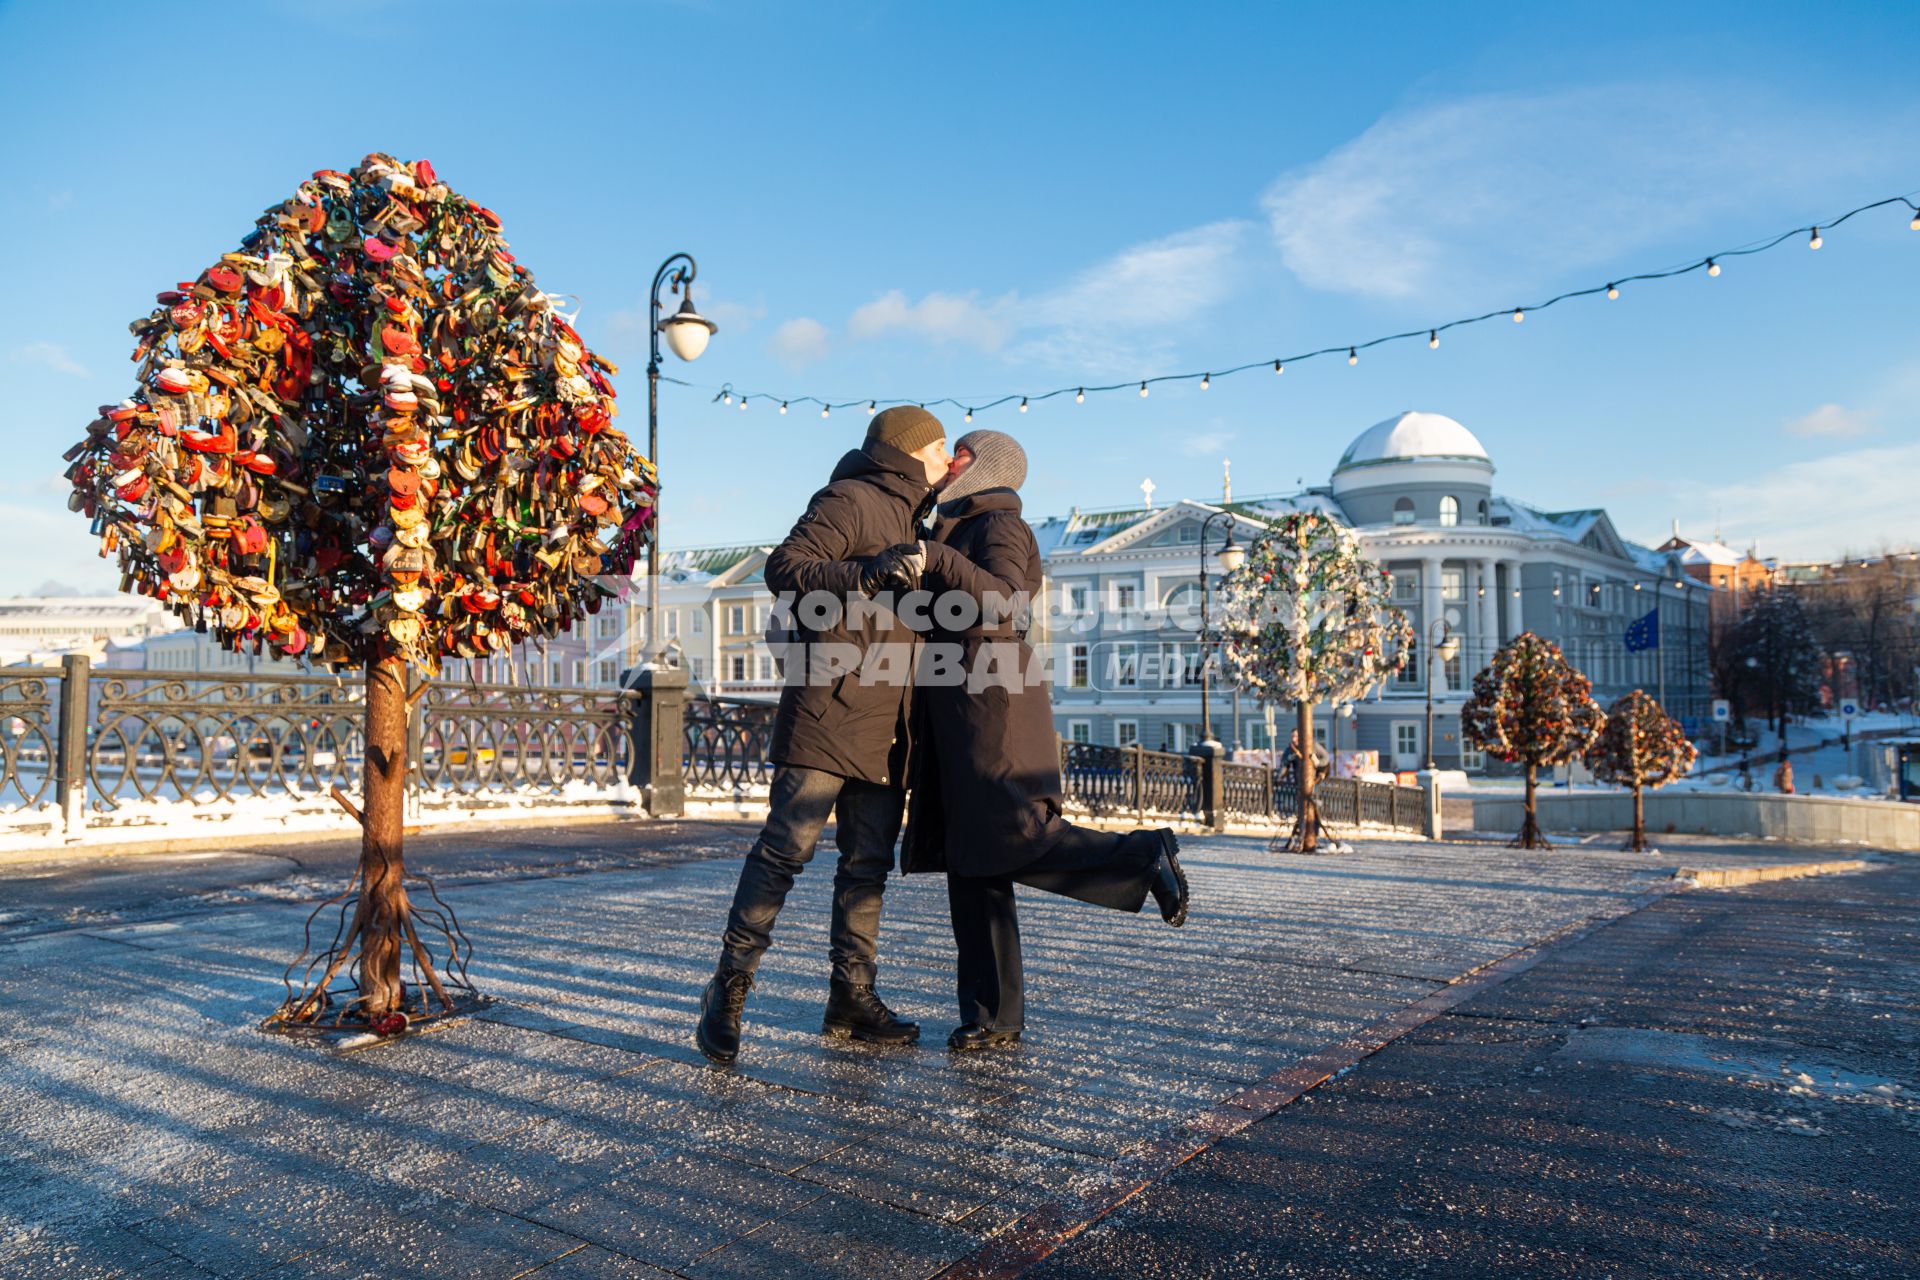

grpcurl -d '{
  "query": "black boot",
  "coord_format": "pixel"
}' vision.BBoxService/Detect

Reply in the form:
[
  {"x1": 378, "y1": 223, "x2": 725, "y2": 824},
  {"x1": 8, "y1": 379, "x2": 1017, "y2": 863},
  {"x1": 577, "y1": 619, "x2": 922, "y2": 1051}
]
[
  {"x1": 1143, "y1": 828, "x2": 1189, "y2": 926},
  {"x1": 821, "y1": 979, "x2": 920, "y2": 1045},
  {"x1": 696, "y1": 967, "x2": 754, "y2": 1065},
  {"x1": 948, "y1": 1024, "x2": 1022, "y2": 1051}
]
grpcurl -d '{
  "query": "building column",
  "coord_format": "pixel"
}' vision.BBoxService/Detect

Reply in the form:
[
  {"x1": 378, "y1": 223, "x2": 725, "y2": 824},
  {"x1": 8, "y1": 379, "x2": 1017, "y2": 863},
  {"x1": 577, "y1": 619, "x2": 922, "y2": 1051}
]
[
  {"x1": 1503, "y1": 560, "x2": 1525, "y2": 640},
  {"x1": 1422, "y1": 555, "x2": 1446, "y2": 694},
  {"x1": 1478, "y1": 558, "x2": 1499, "y2": 667}
]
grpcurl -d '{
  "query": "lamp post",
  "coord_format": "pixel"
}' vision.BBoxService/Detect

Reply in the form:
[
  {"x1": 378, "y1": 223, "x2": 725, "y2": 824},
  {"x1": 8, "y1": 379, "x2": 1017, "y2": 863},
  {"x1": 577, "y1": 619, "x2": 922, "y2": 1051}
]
[
  {"x1": 1198, "y1": 510, "x2": 1244, "y2": 745},
  {"x1": 642, "y1": 253, "x2": 716, "y2": 667},
  {"x1": 1423, "y1": 616, "x2": 1460, "y2": 770}
]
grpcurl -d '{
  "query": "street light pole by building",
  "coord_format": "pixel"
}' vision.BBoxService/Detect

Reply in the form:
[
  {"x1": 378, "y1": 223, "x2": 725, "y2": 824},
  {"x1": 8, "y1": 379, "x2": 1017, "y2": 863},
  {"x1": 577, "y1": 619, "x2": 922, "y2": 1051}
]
[
  {"x1": 1197, "y1": 509, "x2": 1245, "y2": 745},
  {"x1": 1424, "y1": 616, "x2": 1460, "y2": 770},
  {"x1": 641, "y1": 254, "x2": 716, "y2": 670}
]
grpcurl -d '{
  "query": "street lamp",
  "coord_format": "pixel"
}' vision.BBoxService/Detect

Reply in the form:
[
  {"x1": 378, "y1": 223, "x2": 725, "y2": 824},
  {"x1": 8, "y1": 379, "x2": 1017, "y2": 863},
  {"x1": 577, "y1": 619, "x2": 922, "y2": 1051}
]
[
  {"x1": 1198, "y1": 510, "x2": 1244, "y2": 745},
  {"x1": 643, "y1": 253, "x2": 716, "y2": 666},
  {"x1": 1423, "y1": 617, "x2": 1460, "y2": 770}
]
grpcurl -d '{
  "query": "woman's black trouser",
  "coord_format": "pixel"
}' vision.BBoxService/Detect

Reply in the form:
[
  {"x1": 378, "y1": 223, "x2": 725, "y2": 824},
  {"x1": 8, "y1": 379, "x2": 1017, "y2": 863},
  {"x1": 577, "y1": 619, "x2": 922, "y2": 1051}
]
[{"x1": 946, "y1": 824, "x2": 1156, "y2": 1032}]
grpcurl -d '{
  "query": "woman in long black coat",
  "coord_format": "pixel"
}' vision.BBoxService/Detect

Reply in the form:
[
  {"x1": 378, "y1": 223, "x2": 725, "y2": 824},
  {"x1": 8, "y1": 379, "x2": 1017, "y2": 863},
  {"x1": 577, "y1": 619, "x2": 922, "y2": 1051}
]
[{"x1": 901, "y1": 430, "x2": 1190, "y2": 1050}]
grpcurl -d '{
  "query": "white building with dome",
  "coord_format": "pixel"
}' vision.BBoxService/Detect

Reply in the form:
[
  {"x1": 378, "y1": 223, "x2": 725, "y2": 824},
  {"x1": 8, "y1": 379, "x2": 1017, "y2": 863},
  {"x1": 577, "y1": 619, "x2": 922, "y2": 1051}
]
[{"x1": 1034, "y1": 411, "x2": 1711, "y2": 773}]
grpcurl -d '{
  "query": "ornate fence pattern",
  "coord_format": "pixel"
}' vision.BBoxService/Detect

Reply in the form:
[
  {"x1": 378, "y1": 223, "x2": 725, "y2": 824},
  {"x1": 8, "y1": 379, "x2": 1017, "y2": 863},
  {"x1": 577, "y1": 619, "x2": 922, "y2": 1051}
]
[
  {"x1": 684, "y1": 697, "x2": 778, "y2": 796},
  {"x1": 418, "y1": 682, "x2": 633, "y2": 796},
  {"x1": 0, "y1": 668, "x2": 58, "y2": 813}
]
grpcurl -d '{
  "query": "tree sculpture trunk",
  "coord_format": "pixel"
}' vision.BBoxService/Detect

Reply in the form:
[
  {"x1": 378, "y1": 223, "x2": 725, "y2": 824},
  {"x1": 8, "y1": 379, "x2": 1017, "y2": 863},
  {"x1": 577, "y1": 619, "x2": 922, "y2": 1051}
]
[
  {"x1": 1517, "y1": 761, "x2": 1543, "y2": 849},
  {"x1": 1627, "y1": 780, "x2": 1647, "y2": 852},
  {"x1": 358, "y1": 655, "x2": 410, "y2": 1019},
  {"x1": 1295, "y1": 700, "x2": 1318, "y2": 853}
]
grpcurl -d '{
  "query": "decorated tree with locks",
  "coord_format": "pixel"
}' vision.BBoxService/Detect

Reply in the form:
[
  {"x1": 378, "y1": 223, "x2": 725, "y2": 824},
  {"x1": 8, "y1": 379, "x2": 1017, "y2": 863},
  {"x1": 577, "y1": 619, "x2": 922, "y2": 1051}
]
[
  {"x1": 61, "y1": 154, "x2": 656, "y2": 1035},
  {"x1": 1586, "y1": 690, "x2": 1696, "y2": 852},
  {"x1": 1459, "y1": 633, "x2": 1606, "y2": 849},
  {"x1": 1211, "y1": 511, "x2": 1412, "y2": 852}
]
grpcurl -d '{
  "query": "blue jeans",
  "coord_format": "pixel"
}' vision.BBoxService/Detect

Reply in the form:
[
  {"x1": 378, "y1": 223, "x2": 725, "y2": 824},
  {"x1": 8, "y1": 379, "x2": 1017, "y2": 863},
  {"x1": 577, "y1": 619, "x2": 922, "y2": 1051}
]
[{"x1": 718, "y1": 765, "x2": 904, "y2": 985}]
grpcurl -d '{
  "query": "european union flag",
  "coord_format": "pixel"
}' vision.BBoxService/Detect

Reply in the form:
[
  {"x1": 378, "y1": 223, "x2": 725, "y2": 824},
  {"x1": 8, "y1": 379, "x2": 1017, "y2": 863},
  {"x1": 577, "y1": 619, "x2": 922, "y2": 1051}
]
[{"x1": 1624, "y1": 607, "x2": 1660, "y2": 652}]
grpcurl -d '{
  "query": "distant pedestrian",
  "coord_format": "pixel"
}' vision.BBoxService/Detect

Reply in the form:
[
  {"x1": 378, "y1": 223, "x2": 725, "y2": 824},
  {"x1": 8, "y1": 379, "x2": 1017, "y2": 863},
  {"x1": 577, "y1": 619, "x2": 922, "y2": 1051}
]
[{"x1": 1774, "y1": 757, "x2": 1794, "y2": 794}]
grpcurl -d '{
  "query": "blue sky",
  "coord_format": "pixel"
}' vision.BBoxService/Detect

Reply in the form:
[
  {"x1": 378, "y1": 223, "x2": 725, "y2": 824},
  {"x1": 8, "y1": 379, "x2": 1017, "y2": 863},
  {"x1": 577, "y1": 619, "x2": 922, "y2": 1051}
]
[{"x1": 2, "y1": 0, "x2": 1916, "y2": 595}]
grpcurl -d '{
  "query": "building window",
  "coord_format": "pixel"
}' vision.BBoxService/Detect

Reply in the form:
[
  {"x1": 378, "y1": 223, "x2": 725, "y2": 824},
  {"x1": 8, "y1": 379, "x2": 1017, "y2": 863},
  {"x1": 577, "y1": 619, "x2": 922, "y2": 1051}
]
[
  {"x1": 1444, "y1": 650, "x2": 1462, "y2": 689},
  {"x1": 1111, "y1": 582, "x2": 1137, "y2": 611},
  {"x1": 1394, "y1": 722, "x2": 1419, "y2": 760},
  {"x1": 1476, "y1": 499, "x2": 1489, "y2": 526},
  {"x1": 1065, "y1": 584, "x2": 1088, "y2": 613},
  {"x1": 758, "y1": 655, "x2": 773, "y2": 680},
  {"x1": 690, "y1": 657, "x2": 705, "y2": 680},
  {"x1": 1396, "y1": 637, "x2": 1421, "y2": 686},
  {"x1": 596, "y1": 660, "x2": 617, "y2": 683},
  {"x1": 1442, "y1": 569, "x2": 1465, "y2": 601},
  {"x1": 1393, "y1": 497, "x2": 1415, "y2": 525},
  {"x1": 1439, "y1": 495, "x2": 1459, "y2": 527},
  {"x1": 1391, "y1": 570, "x2": 1420, "y2": 602},
  {"x1": 1115, "y1": 720, "x2": 1139, "y2": 747},
  {"x1": 691, "y1": 612, "x2": 704, "y2": 635},
  {"x1": 596, "y1": 615, "x2": 616, "y2": 639},
  {"x1": 1462, "y1": 745, "x2": 1485, "y2": 771},
  {"x1": 1069, "y1": 644, "x2": 1089, "y2": 688},
  {"x1": 1179, "y1": 524, "x2": 1199, "y2": 543},
  {"x1": 727, "y1": 605, "x2": 745, "y2": 634},
  {"x1": 666, "y1": 610, "x2": 681, "y2": 637},
  {"x1": 571, "y1": 660, "x2": 585, "y2": 684},
  {"x1": 1069, "y1": 720, "x2": 1091, "y2": 744},
  {"x1": 731, "y1": 656, "x2": 746, "y2": 681},
  {"x1": 1109, "y1": 642, "x2": 1138, "y2": 688}
]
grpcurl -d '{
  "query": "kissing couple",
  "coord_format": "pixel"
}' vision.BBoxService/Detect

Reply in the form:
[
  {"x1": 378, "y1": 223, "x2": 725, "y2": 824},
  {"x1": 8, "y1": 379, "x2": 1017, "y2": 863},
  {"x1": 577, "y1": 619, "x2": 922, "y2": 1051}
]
[{"x1": 694, "y1": 406, "x2": 1189, "y2": 1065}]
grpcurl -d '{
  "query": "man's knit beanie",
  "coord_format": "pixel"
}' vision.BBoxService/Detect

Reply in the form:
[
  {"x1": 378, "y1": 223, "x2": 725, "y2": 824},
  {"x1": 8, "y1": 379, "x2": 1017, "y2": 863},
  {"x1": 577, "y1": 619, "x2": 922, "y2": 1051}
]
[
  {"x1": 864, "y1": 405, "x2": 946, "y2": 457},
  {"x1": 939, "y1": 430, "x2": 1027, "y2": 513}
]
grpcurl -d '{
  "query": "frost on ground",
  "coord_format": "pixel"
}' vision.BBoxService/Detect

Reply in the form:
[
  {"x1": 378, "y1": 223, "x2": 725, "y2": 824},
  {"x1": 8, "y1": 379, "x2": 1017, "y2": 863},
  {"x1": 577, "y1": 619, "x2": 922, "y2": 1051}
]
[{"x1": 0, "y1": 835, "x2": 1829, "y2": 1279}]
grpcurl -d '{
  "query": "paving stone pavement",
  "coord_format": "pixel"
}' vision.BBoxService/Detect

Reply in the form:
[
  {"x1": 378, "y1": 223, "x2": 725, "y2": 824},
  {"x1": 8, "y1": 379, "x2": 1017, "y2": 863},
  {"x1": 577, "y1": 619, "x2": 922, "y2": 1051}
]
[{"x1": 0, "y1": 829, "x2": 1847, "y2": 1279}]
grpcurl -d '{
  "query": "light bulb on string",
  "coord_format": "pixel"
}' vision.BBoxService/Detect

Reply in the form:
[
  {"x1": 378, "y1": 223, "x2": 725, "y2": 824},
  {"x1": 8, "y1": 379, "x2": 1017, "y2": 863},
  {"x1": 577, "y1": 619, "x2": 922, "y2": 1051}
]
[
  {"x1": 1428, "y1": 331, "x2": 1438, "y2": 349},
  {"x1": 739, "y1": 396, "x2": 748, "y2": 411},
  {"x1": 866, "y1": 401, "x2": 876, "y2": 416},
  {"x1": 1706, "y1": 258, "x2": 1720, "y2": 277},
  {"x1": 1019, "y1": 397, "x2": 1029, "y2": 413},
  {"x1": 1139, "y1": 382, "x2": 1148, "y2": 398},
  {"x1": 1911, "y1": 207, "x2": 1920, "y2": 231},
  {"x1": 1075, "y1": 388, "x2": 1085, "y2": 403},
  {"x1": 1347, "y1": 348, "x2": 1357, "y2": 366},
  {"x1": 1273, "y1": 360, "x2": 1284, "y2": 375},
  {"x1": 964, "y1": 408, "x2": 972, "y2": 423},
  {"x1": 820, "y1": 405, "x2": 829, "y2": 419},
  {"x1": 779, "y1": 401, "x2": 788, "y2": 414},
  {"x1": 722, "y1": 390, "x2": 732, "y2": 405},
  {"x1": 1607, "y1": 283, "x2": 1619, "y2": 300},
  {"x1": 1200, "y1": 373, "x2": 1210, "y2": 390},
  {"x1": 1512, "y1": 308, "x2": 1524, "y2": 323},
  {"x1": 1809, "y1": 227, "x2": 1823, "y2": 250}
]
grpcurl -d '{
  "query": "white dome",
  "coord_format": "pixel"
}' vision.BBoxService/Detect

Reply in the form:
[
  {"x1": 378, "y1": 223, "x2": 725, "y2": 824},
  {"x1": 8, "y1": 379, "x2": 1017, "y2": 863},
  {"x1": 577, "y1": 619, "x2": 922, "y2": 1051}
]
[{"x1": 1334, "y1": 411, "x2": 1492, "y2": 475}]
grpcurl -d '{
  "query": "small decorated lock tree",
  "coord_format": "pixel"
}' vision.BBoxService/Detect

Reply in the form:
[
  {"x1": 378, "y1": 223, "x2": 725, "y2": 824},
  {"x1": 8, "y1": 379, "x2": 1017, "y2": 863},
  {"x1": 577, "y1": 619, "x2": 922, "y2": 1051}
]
[
  {"x1": 1460, "y1": 633, "x2": 1606, "y2": 849},
  {"x1": 1586, "y1": 690, "x2": 1696, "y2": 851},
  {"x1": 62, "y1": 154, "x2": 656, "y2": 1034},
  {"x1": 1212, "y1": 511, "x2": 1411, "y2": 852}
]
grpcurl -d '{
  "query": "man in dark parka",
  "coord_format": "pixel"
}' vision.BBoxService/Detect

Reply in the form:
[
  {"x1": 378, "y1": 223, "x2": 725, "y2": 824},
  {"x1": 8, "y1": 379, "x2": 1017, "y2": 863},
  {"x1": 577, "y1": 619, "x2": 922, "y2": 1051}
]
[
  {"x1": 695, "y1": 407, "x2": 950, "y2": 1066},
  {"x1": 901, "y1": 430, "x2": 1191, "y2": 1050}
]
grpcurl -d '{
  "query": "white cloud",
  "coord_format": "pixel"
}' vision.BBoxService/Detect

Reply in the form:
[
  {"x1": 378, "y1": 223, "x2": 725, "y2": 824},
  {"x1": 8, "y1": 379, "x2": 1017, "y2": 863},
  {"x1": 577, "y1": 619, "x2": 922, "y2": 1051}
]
[
  {"x1": 1690, "y1": 441, "x2": 1920, "y2": 559},
  {"x1": 9, "y1": 342, "x2": 89, "y2": 377},
  {"x1": 1182, "y1": 431, "x2": 1235, "y2": 457},
  {"x1": 766, "y1": 317, "x2": 830, "y2": 368},
  {"x1": 848, "y1": 290, "x2": 1014, "y2": 353},
  {"x1": 1782, "y1": 403, "x2": 1878, "y2": 438},
  {"x1": 1261, "y1": 84, "x2": 1906, "y2": 300},
  {"x1": 845, "y1": 221, "x2": 1251, "y2": 373}
]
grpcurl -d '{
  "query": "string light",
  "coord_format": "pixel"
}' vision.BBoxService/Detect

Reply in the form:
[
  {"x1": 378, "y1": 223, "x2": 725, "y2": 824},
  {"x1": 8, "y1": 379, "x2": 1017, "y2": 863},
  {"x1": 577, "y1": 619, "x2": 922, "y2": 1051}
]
[
  {"x1": 722, "y1": 390, "x2": 732, "y2": 405},
  {"x1": 866, "y1": 400, "x2": 876, "y2": 415},
  {"x1": 1019, "y1": 397, "x2": 1029, "y2": 412},
  {"x1": 675, "y1": 190, "x2": 1918, "y2": 420},
  {"x1": 820, "y1": 405, "x2": 829, "y2": 418},
  {"x1": 739, "y1": 396, "x2": 748, "y2": 411}
]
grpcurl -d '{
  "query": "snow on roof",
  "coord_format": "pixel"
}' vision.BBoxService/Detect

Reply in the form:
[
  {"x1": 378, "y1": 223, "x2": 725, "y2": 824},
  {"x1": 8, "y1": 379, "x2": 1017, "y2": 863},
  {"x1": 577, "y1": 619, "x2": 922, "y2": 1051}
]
[{"x1": 1334, "y1": 411, "x2": 1493, "y2": 474}]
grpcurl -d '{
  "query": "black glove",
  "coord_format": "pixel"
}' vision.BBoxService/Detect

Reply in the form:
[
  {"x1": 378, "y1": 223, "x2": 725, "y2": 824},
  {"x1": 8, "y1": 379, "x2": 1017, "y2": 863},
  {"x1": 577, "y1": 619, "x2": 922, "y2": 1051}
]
[{"x1": 858, "y1": 542, "x2": 925, "y2": 596}]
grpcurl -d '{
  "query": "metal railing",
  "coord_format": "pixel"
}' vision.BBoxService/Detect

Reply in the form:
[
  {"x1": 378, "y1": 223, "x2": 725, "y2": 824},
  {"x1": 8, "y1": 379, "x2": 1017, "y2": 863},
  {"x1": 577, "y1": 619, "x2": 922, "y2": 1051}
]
[
  {"x1": 0, "y1": 667, "x2": 58, "y2": 813},
  {"x1": 684, "y1": 696, "x2": 778, "y2": 796},
  {"x1": 418, "y1": 681, "x2": 634, "y2": 796}
]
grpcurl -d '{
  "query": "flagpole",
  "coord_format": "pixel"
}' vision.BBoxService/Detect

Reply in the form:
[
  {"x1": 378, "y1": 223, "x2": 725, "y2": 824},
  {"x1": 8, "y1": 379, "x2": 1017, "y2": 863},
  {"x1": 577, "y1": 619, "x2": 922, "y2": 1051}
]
[{"x1": 1657, "y1": 581, "x2": 1667, "y2": 709}]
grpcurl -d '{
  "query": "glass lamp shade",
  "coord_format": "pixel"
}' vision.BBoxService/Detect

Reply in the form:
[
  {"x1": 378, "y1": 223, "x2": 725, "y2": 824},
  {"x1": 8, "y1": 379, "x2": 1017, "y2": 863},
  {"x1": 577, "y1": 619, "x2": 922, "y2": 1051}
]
[
  {"x1": 659, "y1": 295, "x2": 716, "y2": 361},
  {"x1": 1215, "y1": 538, "x2": 1245, "y2": 573},
  {"x1": 1438, "y1": 636, "x2": 1461, "y2": 661}
]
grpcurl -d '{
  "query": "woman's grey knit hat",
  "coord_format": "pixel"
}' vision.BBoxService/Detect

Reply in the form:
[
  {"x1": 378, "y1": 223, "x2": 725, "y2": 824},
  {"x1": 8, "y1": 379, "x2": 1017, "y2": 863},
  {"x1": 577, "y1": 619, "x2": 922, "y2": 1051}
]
[{"x1": 939, "y1": 430, "x2": 1027, "y2": 512}]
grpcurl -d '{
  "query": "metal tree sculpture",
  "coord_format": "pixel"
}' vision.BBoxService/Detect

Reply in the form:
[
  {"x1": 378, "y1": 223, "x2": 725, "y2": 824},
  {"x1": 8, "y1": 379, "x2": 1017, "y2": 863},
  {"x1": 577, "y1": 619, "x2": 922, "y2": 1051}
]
[
  {"x1": 1460, "y1": 632, "x2": 1606, "y2": 849},
  {"x1": 1212, "y1": 511, "x2": 1410, "y2": 852},
  {"x1": 61, "y1": 154, "x2": 655, "y2": 1035},
  {"x1": 1586, "y1": 689, "x2": 1696, "y2": 851}
]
